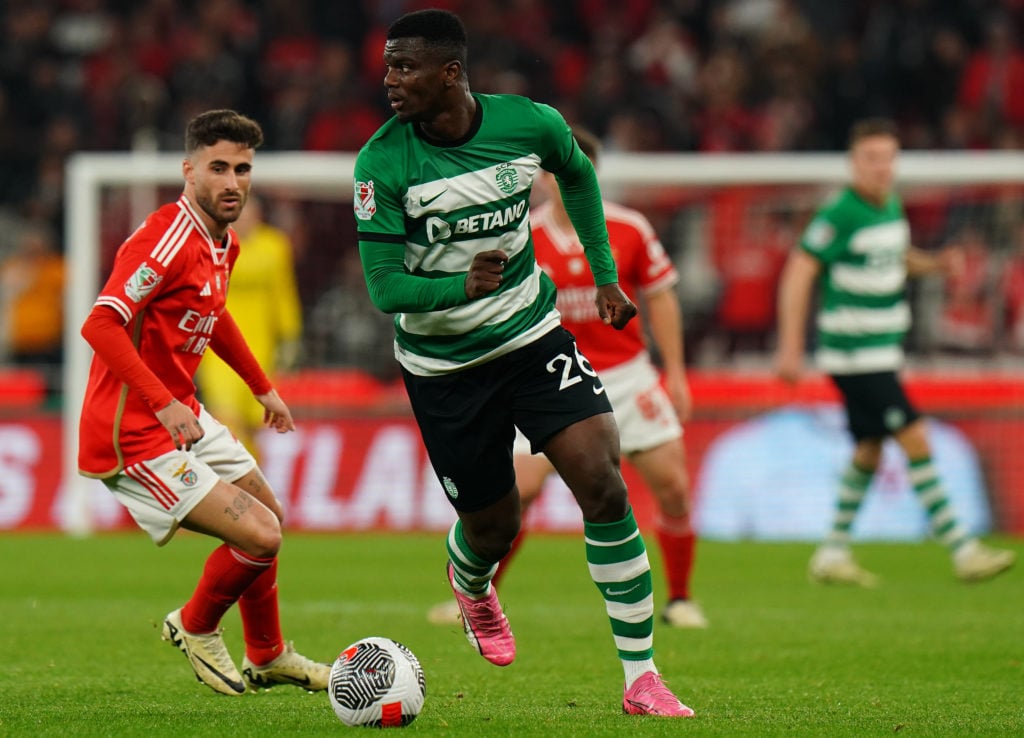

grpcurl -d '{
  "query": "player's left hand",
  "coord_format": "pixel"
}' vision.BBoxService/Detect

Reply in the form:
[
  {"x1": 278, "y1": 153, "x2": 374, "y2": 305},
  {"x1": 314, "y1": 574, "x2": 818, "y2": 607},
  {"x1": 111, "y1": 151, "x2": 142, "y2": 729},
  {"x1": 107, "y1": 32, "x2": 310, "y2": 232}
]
[
  {"x1": 255, "y1": 388, "x2": 296, "y2": 433},
  {"x1": 664, "y1": 370, "x2": 693, "y2": 423},
  {"x1": 595, "y1": 283, "x2": 637, "y2": 330}
]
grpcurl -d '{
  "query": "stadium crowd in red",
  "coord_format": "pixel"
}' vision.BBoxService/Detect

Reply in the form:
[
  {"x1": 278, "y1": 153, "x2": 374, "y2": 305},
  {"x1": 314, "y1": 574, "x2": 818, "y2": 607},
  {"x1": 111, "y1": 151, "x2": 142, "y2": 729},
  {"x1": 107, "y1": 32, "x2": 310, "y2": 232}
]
[
  {"x1": 4, "y1": 1, "x2": 1024, "y2": 211},
  {"x1": 2, "y1": 0, "x2": 1024, "y2": 385}
]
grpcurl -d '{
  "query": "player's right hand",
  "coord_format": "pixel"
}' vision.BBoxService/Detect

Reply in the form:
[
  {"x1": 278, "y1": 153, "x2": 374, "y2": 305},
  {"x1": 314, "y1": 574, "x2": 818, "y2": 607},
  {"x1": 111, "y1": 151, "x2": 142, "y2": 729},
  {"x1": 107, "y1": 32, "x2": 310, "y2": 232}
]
[
  {"x1": 464, "y1": 250, "x2": 508, "y2": 299},
  {"x1": 774, "y1": 351, "x2": 803, "y2": 385},
  {"x1": 156, "y1": 399, "x2": 205, "y2": 451}
]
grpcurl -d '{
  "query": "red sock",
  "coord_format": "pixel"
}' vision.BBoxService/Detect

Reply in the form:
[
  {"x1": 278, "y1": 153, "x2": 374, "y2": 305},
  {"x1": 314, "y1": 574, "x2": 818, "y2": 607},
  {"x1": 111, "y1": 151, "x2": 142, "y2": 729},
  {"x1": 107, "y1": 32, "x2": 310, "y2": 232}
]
[
  {"x1": 492, "y1": 530, "x2": 526, "y2": 589},
  {"x1": 656, "y1": 515, "x2": 696, "y2": 601},
  {"x1": 239, "y1": 558, "x2": 285, "y2": 666},
  {"x1": 180, "y1": 544, "x2": 274, "y2": 634}
]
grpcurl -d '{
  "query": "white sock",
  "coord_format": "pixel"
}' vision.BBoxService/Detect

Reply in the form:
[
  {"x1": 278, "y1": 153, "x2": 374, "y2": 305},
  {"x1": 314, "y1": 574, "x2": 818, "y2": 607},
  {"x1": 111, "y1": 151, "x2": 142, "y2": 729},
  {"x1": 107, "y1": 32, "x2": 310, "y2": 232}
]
[{"x1": 623, "y1": 658, "x2": 657, "y2": 688}]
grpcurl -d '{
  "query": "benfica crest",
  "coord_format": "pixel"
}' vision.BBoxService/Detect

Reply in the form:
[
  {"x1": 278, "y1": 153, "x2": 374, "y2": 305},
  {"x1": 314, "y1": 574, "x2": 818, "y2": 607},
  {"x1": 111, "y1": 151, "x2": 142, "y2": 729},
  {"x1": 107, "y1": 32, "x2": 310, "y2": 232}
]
[{"x1": 354, "y1": 180, "x2": 377, "y2": 220}]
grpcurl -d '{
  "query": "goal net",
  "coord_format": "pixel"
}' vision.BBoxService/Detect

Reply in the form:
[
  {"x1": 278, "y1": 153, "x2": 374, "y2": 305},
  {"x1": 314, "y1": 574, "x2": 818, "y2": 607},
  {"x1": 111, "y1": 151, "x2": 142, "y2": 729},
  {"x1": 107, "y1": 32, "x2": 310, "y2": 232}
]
[{"x1": 61, "y1": 151, "x2": 1024, "y2": 536}]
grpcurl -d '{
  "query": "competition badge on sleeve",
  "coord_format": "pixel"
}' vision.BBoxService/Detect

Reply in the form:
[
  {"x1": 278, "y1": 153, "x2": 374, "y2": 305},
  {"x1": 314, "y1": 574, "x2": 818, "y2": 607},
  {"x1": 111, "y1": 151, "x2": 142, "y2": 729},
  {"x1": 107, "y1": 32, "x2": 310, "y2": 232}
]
[
  {"x1": 124, "y1": 262, "x2": 163, "y2": 303},
  {"x1": 354, "y1": 180, "x2": 377, "y2": 221}
]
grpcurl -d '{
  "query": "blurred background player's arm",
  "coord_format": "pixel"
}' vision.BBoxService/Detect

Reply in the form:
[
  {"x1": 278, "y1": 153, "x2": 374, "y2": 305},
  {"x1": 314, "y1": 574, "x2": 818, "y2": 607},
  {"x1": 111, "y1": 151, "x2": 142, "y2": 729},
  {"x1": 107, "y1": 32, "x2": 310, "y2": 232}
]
[
  {"x1": 775, "y1": 249, "x2": 821, "y2": 384},
  {"x1": 645, "y1": 285, "x2": 692, "y2": 422},
  {"x1": 906, "y1": 244, "x2": 964, "y2": 278}
]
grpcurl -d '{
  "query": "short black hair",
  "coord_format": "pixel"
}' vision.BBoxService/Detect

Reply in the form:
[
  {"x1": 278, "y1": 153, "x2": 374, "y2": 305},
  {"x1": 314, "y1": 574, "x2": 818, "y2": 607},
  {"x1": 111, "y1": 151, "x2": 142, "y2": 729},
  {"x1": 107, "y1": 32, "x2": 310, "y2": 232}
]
[
  {"x1": 387, "y1": 9, "x2": 468, "y2": 66},
  {"x1": 185, "y1": 109, "x2": 264, "y2": 155},
  {"x1": 571, "y1": 127, "x2": 602, "y2": 166},
  {"x1": 848, "y1": 117, "x2": 899, "y2": 149}
]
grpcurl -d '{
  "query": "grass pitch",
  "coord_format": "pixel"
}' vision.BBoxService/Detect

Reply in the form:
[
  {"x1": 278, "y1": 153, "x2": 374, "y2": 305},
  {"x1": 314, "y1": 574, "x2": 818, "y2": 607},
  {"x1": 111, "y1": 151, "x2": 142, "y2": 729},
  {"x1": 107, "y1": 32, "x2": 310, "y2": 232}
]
[{"x1": 0, "y1": 531, "x2": 1021, "y2": 737}]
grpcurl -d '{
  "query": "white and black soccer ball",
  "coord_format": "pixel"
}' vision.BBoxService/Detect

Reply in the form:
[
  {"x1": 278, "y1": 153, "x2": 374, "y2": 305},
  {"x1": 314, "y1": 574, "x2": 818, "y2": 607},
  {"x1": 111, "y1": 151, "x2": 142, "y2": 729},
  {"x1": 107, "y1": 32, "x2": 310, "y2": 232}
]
[{"x1": 328, "y1": 636, "x2": 426, "y2": 728}]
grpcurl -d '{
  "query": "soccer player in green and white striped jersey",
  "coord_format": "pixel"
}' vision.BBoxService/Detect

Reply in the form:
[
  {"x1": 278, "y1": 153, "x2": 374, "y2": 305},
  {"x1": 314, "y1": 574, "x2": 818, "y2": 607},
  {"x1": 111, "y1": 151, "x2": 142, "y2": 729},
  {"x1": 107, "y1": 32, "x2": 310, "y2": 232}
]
[
  {"x1": 776, "y1": 117, "x2": 1014, "y2": 585},
  {"x1": 352, "y1": 8, "x2": 692, "y2": 718}
]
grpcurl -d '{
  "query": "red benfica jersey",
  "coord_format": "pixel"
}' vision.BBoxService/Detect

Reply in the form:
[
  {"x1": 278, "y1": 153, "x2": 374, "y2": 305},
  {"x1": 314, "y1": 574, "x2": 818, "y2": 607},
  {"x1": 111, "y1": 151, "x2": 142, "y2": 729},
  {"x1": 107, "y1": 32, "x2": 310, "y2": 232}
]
[
  {"x1": 531, "y1": 200, "x2": 678, "y2": 371},
  {"x1": 79, "y1": 196, "x2": 238, "y2": 476}
]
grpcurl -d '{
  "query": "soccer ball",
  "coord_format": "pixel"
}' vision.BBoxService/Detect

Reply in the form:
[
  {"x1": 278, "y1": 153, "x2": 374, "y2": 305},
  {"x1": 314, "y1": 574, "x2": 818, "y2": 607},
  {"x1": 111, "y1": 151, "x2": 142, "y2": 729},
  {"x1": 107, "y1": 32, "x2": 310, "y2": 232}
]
[{"x1": 328, "y1": 637, "x2": 426, "y2": 728}]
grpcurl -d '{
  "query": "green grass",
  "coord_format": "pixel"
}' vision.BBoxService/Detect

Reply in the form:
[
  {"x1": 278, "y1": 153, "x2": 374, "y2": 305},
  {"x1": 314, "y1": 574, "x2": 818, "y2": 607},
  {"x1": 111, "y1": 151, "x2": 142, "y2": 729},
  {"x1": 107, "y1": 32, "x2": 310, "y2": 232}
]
[{"x1": 0, "y1": 532, "x2": 1022, "y2": 737}]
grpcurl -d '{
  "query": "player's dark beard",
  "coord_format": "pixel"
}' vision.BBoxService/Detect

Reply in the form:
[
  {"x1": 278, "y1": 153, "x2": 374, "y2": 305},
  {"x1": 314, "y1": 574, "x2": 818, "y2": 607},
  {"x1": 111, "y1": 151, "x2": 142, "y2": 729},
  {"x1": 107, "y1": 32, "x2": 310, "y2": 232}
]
[{"x1": 196, "y1": 191, "x2": 243, "y2": 226}]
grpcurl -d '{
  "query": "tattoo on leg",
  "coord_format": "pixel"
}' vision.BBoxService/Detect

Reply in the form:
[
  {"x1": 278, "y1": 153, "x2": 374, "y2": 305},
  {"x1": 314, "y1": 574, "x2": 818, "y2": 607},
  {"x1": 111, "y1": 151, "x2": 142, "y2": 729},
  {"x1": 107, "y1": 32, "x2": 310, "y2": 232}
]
[
  {"x1": 243, "y1": 474, "x2": 266, "y2": 496},
  {"x1": 224, "y1": 489, "x2": 255, "y2": 521}
]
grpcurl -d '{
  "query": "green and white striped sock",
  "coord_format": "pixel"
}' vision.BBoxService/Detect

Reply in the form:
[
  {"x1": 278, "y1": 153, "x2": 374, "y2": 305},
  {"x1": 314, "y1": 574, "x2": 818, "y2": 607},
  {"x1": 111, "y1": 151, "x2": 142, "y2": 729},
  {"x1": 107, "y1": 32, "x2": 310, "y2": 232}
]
[
  {"x1": 824, "y1": 462, "x2": 873, "y2": 547},
  {"x1": 446, "y1": 520, "x2": 498, "y2": 597},
  {"x1": 908, "y1": 457, "x2": 968, "y2": 551},
  {"x1": 585, "y1": 507, "x2": 656, "y2": 683}
]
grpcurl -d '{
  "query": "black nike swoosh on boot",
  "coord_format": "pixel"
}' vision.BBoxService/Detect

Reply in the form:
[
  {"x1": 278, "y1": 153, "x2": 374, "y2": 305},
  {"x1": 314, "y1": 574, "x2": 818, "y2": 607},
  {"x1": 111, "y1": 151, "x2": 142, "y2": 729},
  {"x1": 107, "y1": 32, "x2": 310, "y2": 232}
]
[
  {"x1": 246, "y1": 668, "x2": 311, "y2": 687},
  {"x1": 196, "y1": 655, "x2": 246, "y2": 693}
]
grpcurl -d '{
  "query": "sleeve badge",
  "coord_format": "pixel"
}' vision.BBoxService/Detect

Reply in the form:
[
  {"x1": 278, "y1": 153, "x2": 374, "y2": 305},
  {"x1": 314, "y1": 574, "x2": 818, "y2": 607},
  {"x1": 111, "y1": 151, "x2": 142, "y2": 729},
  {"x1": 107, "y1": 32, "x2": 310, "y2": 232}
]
[
  {"x1": 124, "y1": 262, "x2": 163, "y2": 303},
  {"x1": 354, "y1": 180, "x2": 377, "y2": 221}
]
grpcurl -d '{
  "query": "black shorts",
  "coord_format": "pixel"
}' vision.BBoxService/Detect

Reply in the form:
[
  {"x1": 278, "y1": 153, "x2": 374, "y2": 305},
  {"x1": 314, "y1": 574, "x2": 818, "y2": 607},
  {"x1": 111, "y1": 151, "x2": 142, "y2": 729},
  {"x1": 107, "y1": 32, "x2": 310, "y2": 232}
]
[
  {"x1": 401, "y1": 326, "x2": 613, "y2": 512},
  {"x1": 829, "y1": 371, "x2": 920, "y2": 441}
]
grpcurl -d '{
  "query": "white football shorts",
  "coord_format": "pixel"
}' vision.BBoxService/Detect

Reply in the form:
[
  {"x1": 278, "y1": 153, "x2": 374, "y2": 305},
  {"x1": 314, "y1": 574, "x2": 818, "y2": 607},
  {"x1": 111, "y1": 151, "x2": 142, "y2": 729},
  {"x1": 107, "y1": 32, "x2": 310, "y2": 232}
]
[
  {"x1": 514, "y1": 351, "x2": 682, "y2": 456},
  {"x1": 102, "y1": 405, "x2": 257, "y2": 546}
]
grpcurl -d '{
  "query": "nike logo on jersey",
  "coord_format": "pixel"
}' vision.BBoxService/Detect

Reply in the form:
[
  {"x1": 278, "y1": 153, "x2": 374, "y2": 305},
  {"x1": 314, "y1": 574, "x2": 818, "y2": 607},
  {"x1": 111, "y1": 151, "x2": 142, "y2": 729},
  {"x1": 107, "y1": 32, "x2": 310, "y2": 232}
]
[
  {"x1": 418, "y1": 189, "x2": 447, "y2": 207},
  {"x1": 593, "y1": 382, "x2": 606, "y2": 396}
]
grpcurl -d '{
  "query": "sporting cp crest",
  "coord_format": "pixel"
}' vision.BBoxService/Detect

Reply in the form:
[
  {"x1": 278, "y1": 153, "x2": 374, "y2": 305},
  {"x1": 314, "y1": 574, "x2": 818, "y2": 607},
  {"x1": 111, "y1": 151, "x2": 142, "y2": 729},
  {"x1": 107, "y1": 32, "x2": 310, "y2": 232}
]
[
  {"x1": 354, "y1": 180, "x2": 377, "y2": 220},
  {"x1": 495, "y1": 163, "x2": 518, "y2": 194}
]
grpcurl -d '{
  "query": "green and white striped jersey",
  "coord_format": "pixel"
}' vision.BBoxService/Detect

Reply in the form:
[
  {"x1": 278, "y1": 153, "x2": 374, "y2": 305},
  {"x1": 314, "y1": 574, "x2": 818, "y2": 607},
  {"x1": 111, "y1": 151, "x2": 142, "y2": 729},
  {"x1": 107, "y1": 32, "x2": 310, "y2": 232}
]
[
  {"x1": 800, "y1": 186, "x2": 911, "y2": 375},
  {"x1": 354, "y1": 93, "x2": 614, "y2": 376}
]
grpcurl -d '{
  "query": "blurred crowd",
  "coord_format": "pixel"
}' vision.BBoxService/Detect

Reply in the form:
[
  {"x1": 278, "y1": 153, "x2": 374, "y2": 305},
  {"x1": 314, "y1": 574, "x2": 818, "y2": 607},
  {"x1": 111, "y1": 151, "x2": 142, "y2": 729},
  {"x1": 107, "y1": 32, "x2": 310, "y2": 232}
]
[{"x1": 3, "y1": 0, "x2": 1024, "y2": 397}]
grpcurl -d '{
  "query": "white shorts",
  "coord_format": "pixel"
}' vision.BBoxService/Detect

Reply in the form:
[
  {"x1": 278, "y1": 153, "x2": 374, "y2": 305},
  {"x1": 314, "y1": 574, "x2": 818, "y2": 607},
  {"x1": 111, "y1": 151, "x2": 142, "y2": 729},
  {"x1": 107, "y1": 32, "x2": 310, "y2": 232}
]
[
  {"x1": 514, "y1": 352, "x2": 682, "y2": 456},
  {"x1": 103, "y1": 405, "x2": 257, "y2": 546}
]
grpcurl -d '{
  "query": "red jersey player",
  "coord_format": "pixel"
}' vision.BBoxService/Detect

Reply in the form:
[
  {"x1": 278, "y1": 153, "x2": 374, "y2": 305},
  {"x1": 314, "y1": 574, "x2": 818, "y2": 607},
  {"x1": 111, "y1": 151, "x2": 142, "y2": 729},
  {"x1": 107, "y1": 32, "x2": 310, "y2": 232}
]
[
  {"x1": 78, "y1": 109, "x2": 329, "y2": 696},
  {"x1": 429, "y1": 127, "x2": 707, "y2": 629}
]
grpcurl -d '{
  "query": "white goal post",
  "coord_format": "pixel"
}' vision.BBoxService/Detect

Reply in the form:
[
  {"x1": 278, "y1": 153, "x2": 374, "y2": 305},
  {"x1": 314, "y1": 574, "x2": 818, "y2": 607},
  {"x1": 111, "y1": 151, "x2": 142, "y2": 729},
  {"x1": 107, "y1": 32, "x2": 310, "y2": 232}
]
[{"x1": 62, "y1": 150, "x2": 1024, "y2": 534}]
